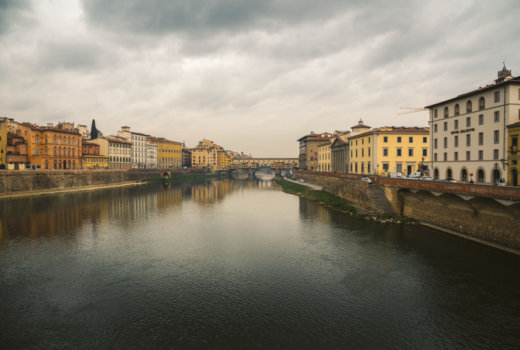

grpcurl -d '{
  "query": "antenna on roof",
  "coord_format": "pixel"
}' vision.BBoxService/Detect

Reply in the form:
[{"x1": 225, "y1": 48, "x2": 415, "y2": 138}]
[{"x1": 398, "y1": 107, "x2": 427, "y2": 115}]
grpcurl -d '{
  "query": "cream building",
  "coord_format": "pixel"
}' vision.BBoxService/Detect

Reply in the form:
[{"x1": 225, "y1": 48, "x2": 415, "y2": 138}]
[
  {"x1": 146, "y1": 142, "x2": 158, "y2": 169},
  {"x1": 106, "y1": 136, "x2": 132, "y2": 169},
  {"x1": 117, "y1": 126, "x2": 148, "y2": 169},
  {"x1": 426, "y1": 65, "x2": 520, "y2": 183},
  {"x1": 191, "y1": 139, "x2": 219, "y2": 169}
]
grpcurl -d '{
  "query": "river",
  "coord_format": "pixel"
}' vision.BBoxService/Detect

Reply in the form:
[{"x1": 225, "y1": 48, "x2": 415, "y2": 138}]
[{"x1": 0, "y1": 179, "x2": 518, "y2": 349}]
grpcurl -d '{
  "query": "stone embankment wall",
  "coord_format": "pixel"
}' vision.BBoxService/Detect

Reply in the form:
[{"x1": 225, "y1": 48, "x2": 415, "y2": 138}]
[
  {"x1": 295, "y1": 171, "x2": 520, "y2": 253},
  {"x1": 0, "y1": 169, "x2": 199, "y2": 197}
]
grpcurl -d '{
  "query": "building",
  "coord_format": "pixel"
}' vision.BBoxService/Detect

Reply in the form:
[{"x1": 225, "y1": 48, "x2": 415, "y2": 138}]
[
  {"x1": 182, "y1": 147, "x2": 192, "y2": 168},
  {"x1": 10, "y1": 121, "x2": 84, "y2": 170},
  {"x1": 146, "y1": 142, "x2": 158, "y2": 169},
  {"x1": 6, "y1": 132, "x2": 28, "y2": 169},
  {"x1": 318, "y1": 141, "x2": 332, "y2": 172},
  {"x1": 297, "y1": 132, "x2": 332, "y2": 170},
  {"x1": 349, "y1": 126, "x2": 429, "y2": 176},
  {"x1": 217, "y1": 149, "x2": 233, "y2": 170},
  {"x1": 0, "y1": 118, "x2": 7, "y2": 168},
  {"x1": 331, "y1": 131, "x2": 350, "y2": 173},
  {"x1": 117, "y1": 126, "x2": 148, "y2": 169},
  {"x1": 106, "y1": 136, "x2": 132, "y2": 169},
  {"x1": 506, "y1": 121, "x2": 520, "y2": 186},
  {"x1": 148, "y1": 137, "x2": 182, "y2": 168},
  {"x1": 83, "y1": 141, "x2": 108, "y2": 169},
  {"x1": 191, "y1": 139, "x2": 219, "y2": 169},
  {"x1": 89, "y1": 137, "x2": 109, "y2": 158},
  {"x1": 425, "y1": 65, "x2": 520, "y2": 183}
]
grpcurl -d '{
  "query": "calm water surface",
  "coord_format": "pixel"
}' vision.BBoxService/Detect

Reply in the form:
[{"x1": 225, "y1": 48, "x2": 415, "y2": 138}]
[{"x1": 0, "y1": 179, "x2": 519, "y2": 349}]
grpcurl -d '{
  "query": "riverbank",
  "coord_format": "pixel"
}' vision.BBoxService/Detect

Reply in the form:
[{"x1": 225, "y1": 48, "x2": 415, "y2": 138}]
[
  {"x1": 276, "y1": 178, "x2": 413, "y2": 224},
  {"x1": 0, "y1": 169, "x2": 213, "y2": 199}
]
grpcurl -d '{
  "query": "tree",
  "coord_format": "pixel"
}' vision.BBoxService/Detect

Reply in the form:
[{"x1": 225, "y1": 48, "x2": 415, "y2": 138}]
[{"x1": 91, "y1": 119, "x2": 98, "y2": 139}]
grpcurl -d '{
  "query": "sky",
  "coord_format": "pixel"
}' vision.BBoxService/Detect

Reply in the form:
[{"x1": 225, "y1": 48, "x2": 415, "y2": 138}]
[{"x1": 1, "y1": 0, "x2": 520, "y2": 157}]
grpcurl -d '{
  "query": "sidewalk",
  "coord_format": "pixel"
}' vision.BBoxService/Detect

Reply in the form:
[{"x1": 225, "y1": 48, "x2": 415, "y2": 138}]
[{"x1": 284, "y1": 177, "x2": 323, "y2": 190}]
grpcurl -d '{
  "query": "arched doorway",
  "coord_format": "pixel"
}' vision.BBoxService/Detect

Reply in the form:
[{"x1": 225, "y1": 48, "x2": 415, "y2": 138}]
[
  {"x1": 477, "y1": 168, "x2": 485, "y2": 183},
  {"x1": 512, "y1": 168, "x2": 518, "y2": 186},
  {"x1": 493, "y1": 168, "x2": 501, "y2": 184},
  {"x1": 461, "y1": 168, "x2": 468, "y2": 182},
  {"x1": 446, "y1": 168, "x2": 453, "y2": 180},
  {"x1": 434, "y1": 168, "x2": 439, "y2": 180}
]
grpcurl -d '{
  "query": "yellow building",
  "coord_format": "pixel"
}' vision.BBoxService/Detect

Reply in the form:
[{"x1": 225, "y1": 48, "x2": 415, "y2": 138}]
[
  {"x1": 0, "y1": 118, "x2": 8, "y2": 168},
  {"x1": 191, "y1": 139, "x2": 219, "y2": 168},
  {"x1": 85, "y1": 155, "x2": 109, "y2": 169},
  {"x1": 148, "y1": 137, "x2": 182, "y2": 169},
  {"x1": 349, "y1": 126, "x2": 430, "y2": 176},
  {"x1": 217, "y1": 149, "x2": 233, "y2": 170},
  {"x1": 506, "y1": 121, "x2": 520, "y2": 186},
  {"x1": 318, "y1": 141, "x2": 331, "y2": 172}
]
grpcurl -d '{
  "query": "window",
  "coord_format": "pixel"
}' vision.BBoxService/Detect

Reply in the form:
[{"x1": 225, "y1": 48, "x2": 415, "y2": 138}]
[
  {"x1": 35, "y1": 136, "x2": 39, "y2": 144},
  {"x1": 361, "y1": 149, "x2": 364, "y2": 157},
  {"x1": 478, "y1": 132, "x2": 483, "y2": 145},
  {"x1": 466, "y1": 117, "x2": 471, "y2": 127},
  {"x1": 397, "y1": 137, "x2": 402, "y2": 143},
  {"x1": 434, "y1": 124, "x2": 438, "y2": 133},
  {"x1": 434, "y1": 139, "x2": 438, "y2": 149},
  {"x1": 466, "y1": 151, "x2": 471, "y2": 160},
  {"x1": 478, "y1": 150, "x2": 483, "y2": 160},
  {"x1": 454, "y1": 104, "x2": 460, "y2": 116},
  {"x1": 479, "y1": 114, "x2": 484, "y2": 125},
  {"x1": 434, "y1": 109, "x2": 438, "y2": 118},
  {"x1": 444, "y1": 107, "x2": 449, "y2": 118},
  {"x1": 494, "y1": 91, "x2": 500, "y2": 102},
  {"x1": 454, "y1": 152, "x2": 458, "y2": 161},
  {"x1": 443, "y1": 137, "x2": 447, "y2": 148},
  {"x1": 494, "y1": 130, "x2": 499, "y2": 144},
  {"x1": 422, "y1": 148, "x2": 427, "y2": 157},
  {"x1": 409, "y1": 137, "x2": 413, "y2": 143},
  {"x1": 493, "y1": 149, "x2": 499, "y2": 160},
  {"x1": 454, "y1": 120, "x2": 458, "y2": 130},
  {"x1": 443, "y1": 152, "x2": 447, "y2": 161},
  {"x1": 466, "y1": 134, "x2": 471, "y2": 146},
  {"x1": 434, "y1": 153, "x2": 438, "y2": 161},
  {"x1": 478, "y1": 97, "x2": 485, "y2": 110},
  {"x1": 423, "y1": 137, "x2": 427, "y2": 143},
  {"x1": 368, "y1": 148, "x2": 371, "y2": 156},
  {"x1": 408, "y1": 148, "x2": 414, "y2": 156},
  {"x1": 466, "y1": 100, "x2": 472, "y2": 113},
  {"x1": 443, "y1": 122, "x2": 447, "y2": 131},
  {"x1": 454, "y1": 135, "x2": 459, "y2": 147},
  {"x1": 397, "y1": 148, "x2": 402, "y2": 157},
  {"x1": 494, "y1": 111, "x2": 500, "y2": 122}
]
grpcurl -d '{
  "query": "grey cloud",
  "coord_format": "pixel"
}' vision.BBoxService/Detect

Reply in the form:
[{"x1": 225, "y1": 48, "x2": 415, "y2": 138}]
[
  {"x1": 81, "y1": 0, "x2": 378, "y2": 37},
  {"x1": 0, "y1": 0, "x2": 30, "y2": 34}
]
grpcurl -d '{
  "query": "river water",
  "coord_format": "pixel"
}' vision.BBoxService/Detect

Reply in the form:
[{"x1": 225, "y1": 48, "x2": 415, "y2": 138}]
[{"x1": 0, "y1": 179, "x2": 518, "y2": 349}]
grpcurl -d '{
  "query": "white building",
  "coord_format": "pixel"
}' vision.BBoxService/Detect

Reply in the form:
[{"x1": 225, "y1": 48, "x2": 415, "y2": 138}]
[
  {"x1": 146, "y1": 142, "x2": 158, "y2": 169},
  {"x1": 117, "y1": 126, "x2": 148, "y2": 169},
  {"x1": 426, "y1": 65, "x2": 520, "y2": 184},
  {"x1": 106, "y1": 136, "x2": 132, "y2": 169}
]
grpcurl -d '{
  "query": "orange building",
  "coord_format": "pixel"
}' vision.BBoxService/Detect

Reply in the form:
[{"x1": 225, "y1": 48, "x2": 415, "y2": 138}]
[
  {"x1": 6, "y1": 133, "x2": 29, "y2": 169},
  {"x1": 24, "y1": 122, "x2": 83, "y2": 169}
]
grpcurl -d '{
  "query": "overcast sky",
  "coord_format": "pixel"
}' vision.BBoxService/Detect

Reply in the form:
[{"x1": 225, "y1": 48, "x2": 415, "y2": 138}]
[{"x1": 1, "y1": 0, "x2": 519, "y2": 156}]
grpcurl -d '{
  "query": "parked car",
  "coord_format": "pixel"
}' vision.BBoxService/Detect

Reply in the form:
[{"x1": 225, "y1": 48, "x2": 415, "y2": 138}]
[
  {"x1": 419, "y1": 175, "x2": 433, "y2": 181},
  {"x1": 361, "y1": 176, "x2": 372, "y2": 184},
  {"x1": 441, "y1": 177, "x2": 457, "y2": 183}
]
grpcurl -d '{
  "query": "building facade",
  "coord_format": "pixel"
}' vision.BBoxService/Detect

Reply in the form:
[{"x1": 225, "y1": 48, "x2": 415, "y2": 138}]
[
  {"x1": 506, "y1": 121, "x2": 520, "y2": 186},
  {"x1": 349, "y1": 127, "x2": 429, "y2": 176},
  {"x1": 297, "y1": 132, "x2": 332, "y2": 170},
  {"x1": 426, "y1": 66, "x2": 520, "y2": 183},
  {"x1": 107, "y1": 136, "x2": 132, "y2": 169},
  {"x1": 191, "y1": 139, "x2": 219, "y2": 168},
  {"x1": 83, "y1": 142, "x2": 109, "y2": 169},
  {"x1": 318, "y1": 141, "x2": 331, "y2": 172},
  {"x1": 6, "y1": 132, "x2": 28, "y2": 169},
  {"x1": 117, "y1": 126, "x2": 148, "y2": 169},
  {"x1": 146, "y1": 142, "x2": 158, "y2": 169},
  {"x1": 0, "y1": 118, "x2": 7, "y2": 168},
  {"x1": 331, "y1": 136, "x2": 348, "y2": 173},
  {"x1": 182, "y1": 147, "x2": 192, "y2": 168},
  {"x1": 232, "y1": 158, "x2": 299, "y2": 168},
  {"x1": 148, "y1": 137, "x2": 182, "y2": 168}
]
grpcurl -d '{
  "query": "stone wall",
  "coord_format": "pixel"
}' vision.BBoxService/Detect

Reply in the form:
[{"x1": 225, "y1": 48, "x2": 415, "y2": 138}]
[
  {"x1": 0, "y1": 169, "x2": 198, "y2": 196},
  {"x1": 295, "y1": 171, "x2": 520, "y2": 252}
]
